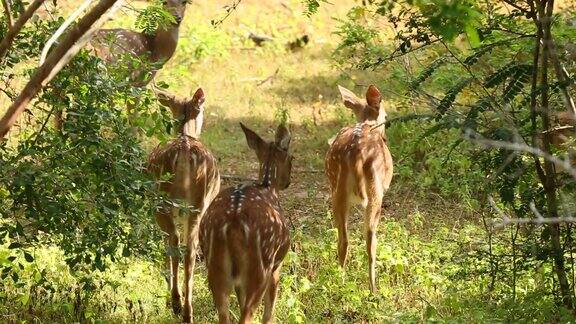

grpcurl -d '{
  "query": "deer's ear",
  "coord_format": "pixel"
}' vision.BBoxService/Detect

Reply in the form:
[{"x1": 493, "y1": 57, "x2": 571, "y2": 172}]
[
  {"x1": 240, "y1": 123, "x2": 266, "y2": 156},
  {"x1": 365, "y1": 85, "x2": 382, "y2": 109},
  {"x1": 154, "y1": 88, "x2": 183, "y2": 117},
  {"x1": 338, "y1": 85, "x2": 365, "y2": 117},
  {"x1": 275, "y1": 124, "x2": 291, "y2": 151},
  {"x1": 192, "y1": 88, "x2": 205, "y2": 107}
]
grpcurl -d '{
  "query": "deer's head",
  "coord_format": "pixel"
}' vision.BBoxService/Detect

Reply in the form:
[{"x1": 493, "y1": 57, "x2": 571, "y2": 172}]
[
  {"x1": 338, "y1": 84, "x2": 386, "y2": 126},
  {"x1": 240, "y1": 123, "x2": 293, "y2": 191},
  {"x1": 156, "y1": 87, "x2": 205, "y2": 138},
  {"x1": 163, "y1": 0, "x2": 188, "y2": 26}
]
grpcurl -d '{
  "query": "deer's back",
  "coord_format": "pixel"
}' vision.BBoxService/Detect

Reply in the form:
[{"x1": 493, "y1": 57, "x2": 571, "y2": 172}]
[
  {"x1": 200, "y1": 184, "x2": 290, "y2": 271},
  {"x1": 148, "y1": 135, "x2": 220, "y2": 204},
  {"x1": 91, "y1": 29, "x2": 152, "y2": 61},
  {"x1": 326, "y1": 123, "x2": 393, "y2": 201}
]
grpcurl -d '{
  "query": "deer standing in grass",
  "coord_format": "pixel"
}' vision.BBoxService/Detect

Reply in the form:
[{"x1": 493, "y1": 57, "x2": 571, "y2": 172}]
[
  {"x1": 325, "y1": 84, "x2": 393, "y2": 292},
  {"x1": 147, "y1": 87, "x2": 220, "y2": 322},
  {"x1": 199, "y1": 123, "x2": 293, "y2": 324}
]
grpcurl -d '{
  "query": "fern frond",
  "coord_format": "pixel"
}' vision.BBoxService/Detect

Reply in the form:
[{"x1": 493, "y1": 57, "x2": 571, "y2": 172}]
[
  {"x1": 437, "y1": 78, "x2": 473, "y2": 115},
  {"x1": 484, "y1": 63, "x2": 532, "y2": 89},
  {"x1": 502, "y1": 65, "x2": 532, "y2": 103},
  {"x1": 408, "y1": 57, "x2": 448, "y2": 91},
  {"x1": 463, "y1": 38, "x2": 515, "y2": 66}
]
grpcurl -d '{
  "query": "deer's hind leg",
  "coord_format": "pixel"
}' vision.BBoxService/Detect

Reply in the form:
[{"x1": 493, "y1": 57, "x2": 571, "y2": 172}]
[
  {"x1": 332, "y1": 171, "x2": 351, "y2": 268},
  {"x1": 262, "y1": 265, "x2": 282, "y2": 324},
  {"x1": 155, "y1": 207, "x2": 182, "y2": 315},
  {"x1": 183, "y1": 196, "x2": 207, "y2": 323},
  {"x1": 207, "y1": 237, "x2": 233, "y2": 324},
  {"x1": 363, "y1": 166, "x2": 384, "y2": 293}
]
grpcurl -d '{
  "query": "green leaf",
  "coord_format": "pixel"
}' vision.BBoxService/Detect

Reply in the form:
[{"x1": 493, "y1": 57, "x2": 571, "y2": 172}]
[
  {"x1": 23, "y1": 251, "x2": 34, "y2": 263},
  {"x1": 8, "y1": 242, "x2": 22, "y2": 249},
  {"x1": 465, "y1": 24, "x2": 480, "y2": 47}
]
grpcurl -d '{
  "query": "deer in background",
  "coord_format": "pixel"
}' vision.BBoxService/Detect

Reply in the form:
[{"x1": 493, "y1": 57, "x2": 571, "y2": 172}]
[
  {"x1": 91, "y1": 0, "x2": 187, "y2": 84},
  {"x1": 199, "y1": 123, "x2": 293, "y2": 324},
  {"x1": 147, "y1": 87, "x2": 220, "y2": 322},
  {"x1": 325, "y1": 84, "x2": 393, "y2": 292},
  {"x1": 51, "y1": 0, "x2": 188, "y2": 130}
]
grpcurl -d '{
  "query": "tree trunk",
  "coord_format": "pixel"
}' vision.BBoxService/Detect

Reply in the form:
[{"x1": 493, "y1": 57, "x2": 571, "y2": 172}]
[
  {"x1": 538, "y1": 0, "x2": 573, "y2": 309},
  {"x1": 0, "y1": 0, "x2": 122, "y2": 139}
]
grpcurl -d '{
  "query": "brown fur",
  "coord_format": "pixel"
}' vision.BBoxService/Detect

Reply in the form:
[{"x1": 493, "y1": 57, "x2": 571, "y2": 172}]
[
  {"x1": 90, "y1": 0, "x2": 187, "y2": 85},
  {"x1": 147, "y1": 88, "x2": 219, "y2": 323},
  {"x1": 199, "y1": 123, "x2": 292, "y2": 324},
  {"x1": 326, "y1": 85, "x2": 393, "y2": 292}
]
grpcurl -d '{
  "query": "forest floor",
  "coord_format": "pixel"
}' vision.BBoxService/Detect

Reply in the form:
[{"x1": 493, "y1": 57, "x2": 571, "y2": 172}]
[{"x1": 1, "y1": 0, "x2": 573, "y2": 323}]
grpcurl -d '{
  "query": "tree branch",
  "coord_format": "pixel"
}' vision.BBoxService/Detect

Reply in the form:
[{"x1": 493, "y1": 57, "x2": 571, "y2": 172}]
[
  {"x1": 464, "y1": 129, "x2": 576, "y2": 180},
  {"x1": 490, "y1": 197, "x2": 576, "y2": 228},
  {"x1": 546, "y1": 37, "x2": 576, "y2": 118},
  {"x1": 0, "y1": 0, "x2": 46, "y2": 60},
  {"x1": 40, "y1": 0, "x2": 95, "y2": 65},
  {"x1": 1, "y1": 0, "x2": 13, "y2": 28},
  {"x1": 0, "y1": 0, "x2": 123, "y2": 139},
  {"x1": 502, "y1": 0, "x2": 530, "y2": 14}
]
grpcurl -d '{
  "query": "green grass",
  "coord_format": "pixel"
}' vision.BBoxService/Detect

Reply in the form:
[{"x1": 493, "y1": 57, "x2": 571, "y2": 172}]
[{"x1": 1, "y1": 0, "x2": 575, "y2": 323}]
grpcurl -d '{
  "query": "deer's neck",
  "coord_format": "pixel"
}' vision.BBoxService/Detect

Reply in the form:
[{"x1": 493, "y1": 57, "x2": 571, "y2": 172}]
[
  {"x1": 259, "y1": 147, "x2": 278, "y2": 194},
  {"x1": 179, "y1": 114, "x2": 202, "y2": 139},
  {"x1": 151, "y1": 26, "x2": 180, "y2": 63}
]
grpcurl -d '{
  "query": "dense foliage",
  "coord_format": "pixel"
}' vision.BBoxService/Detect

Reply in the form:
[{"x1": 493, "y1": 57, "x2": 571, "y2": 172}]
[
  {"x1": 332, "y1": 0, "x2": 576, "y2": 313},
  {"x1": 1, "y1": 0, "x2": 575, "y2": 322},
  {"x1": 0, "y1": 3, "x2": 174, "y2": 316}
]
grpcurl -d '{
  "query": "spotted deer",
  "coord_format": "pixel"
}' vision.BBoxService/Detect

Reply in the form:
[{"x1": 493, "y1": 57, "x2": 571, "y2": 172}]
[
  {"x1": 50, "y1": 0, "x2": 189, "y2": 131},
  {"x1": 147, "y1": 87, "x2": 220, "y2": 322},
  {"x1": 199, "y1": 123, "x2": 293, "y2": 324},
  {"x1": 325, "y1": 84, "x2": 393, "y2": 292},
  {"x1": 91, "y1": 0, "x2": 187, "y2": 84},
  {"x1": 549, "y1": 111, "x2": 575, "y2": 146},
  {"x1": 153, "y1": 86, "x2": 205, "y2": 136}
]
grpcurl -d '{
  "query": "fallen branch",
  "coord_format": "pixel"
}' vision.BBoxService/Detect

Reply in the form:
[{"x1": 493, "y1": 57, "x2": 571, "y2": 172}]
[{"x1": 257, "y1": 67, "x2": 279, "y2": 87}]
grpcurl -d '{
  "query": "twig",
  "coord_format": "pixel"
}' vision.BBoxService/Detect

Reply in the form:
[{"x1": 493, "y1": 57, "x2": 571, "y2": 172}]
[
  {"x1": 220, "y1": 174, "x2": 256, "y2": 182},
  {"x1": 211, "y1": 0, "x2": 242, "y2": 27},
  {"x1": 502, "y1": 0, "x2": 530, "y2": 13},
  {"x1": 490, "y1": 197, "x2": 576, "y2": 228},
  {"x1": 465, "y1": 129, "x2": 576, "y2": 180},
  {"x1": 370, "y1": 38, "x2": 441, "y2": 67},
  {"x1": 299, "y1": 169, "x2": 323, "y2": 173},
  {"x1": 541, "y1": 125, "x2": 575, "y2": 134},
  {"x1": 257, "y1": 67, "x2": 279, "y2": 87}
]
